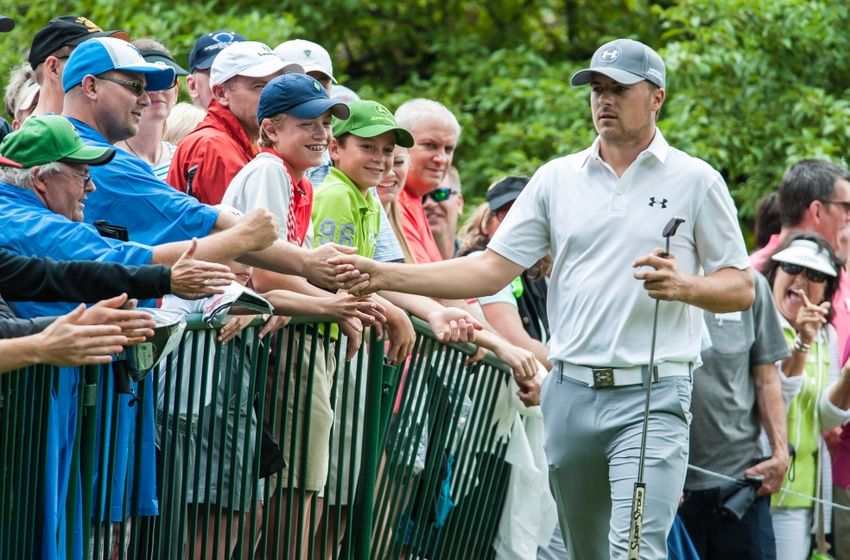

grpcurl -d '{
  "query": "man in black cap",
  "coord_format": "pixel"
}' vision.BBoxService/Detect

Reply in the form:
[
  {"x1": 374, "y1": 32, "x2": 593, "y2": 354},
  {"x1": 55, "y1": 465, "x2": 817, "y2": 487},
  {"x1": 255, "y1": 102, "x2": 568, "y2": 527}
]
[
  {"x1": 28, "y1": 15, "x2": 128, "y2": 116},
  {"x1": 185, "y1": 30, "x2": 245, "y2": 109}
]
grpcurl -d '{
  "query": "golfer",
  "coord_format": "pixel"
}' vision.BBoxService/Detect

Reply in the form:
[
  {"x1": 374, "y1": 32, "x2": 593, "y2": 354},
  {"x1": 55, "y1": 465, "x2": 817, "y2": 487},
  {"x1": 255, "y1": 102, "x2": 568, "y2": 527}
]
[{"x1": 332, "y1": 39, "x2": 753, "y2": 558}]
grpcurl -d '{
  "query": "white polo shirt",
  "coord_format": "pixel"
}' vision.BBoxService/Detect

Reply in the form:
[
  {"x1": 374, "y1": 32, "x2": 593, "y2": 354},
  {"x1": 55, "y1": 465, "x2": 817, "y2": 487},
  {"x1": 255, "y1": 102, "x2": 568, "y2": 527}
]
[{"x1": 488, "y1": 129, "x2": 749, "y2": 367}]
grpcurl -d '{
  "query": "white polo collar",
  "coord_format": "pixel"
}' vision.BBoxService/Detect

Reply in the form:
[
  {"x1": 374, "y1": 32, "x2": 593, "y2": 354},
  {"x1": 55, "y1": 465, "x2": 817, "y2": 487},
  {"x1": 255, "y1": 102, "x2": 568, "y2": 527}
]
[{"x1": 581, "y1": 127, "x2": 670, "y2": 168}]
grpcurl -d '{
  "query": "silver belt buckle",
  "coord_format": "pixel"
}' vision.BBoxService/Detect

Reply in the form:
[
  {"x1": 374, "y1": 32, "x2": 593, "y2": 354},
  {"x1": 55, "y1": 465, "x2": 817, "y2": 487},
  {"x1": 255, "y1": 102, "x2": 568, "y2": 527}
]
[{"x1": 591, "y1": 368, "x2": 615, "y2": 388}]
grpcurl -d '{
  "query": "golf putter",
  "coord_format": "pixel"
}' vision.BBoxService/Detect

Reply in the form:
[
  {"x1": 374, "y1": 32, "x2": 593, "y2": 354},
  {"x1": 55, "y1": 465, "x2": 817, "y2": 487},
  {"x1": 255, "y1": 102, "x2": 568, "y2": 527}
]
[{"x1": 627, "y1": 216, "x2": 685, "y2": 560}]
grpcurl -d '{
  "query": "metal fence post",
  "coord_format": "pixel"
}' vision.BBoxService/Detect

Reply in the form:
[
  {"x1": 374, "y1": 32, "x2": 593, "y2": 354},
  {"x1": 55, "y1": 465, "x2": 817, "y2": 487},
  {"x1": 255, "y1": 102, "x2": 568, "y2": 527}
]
[{"x1": 352, "y1": 328, "x2": 385, "y2": 558}]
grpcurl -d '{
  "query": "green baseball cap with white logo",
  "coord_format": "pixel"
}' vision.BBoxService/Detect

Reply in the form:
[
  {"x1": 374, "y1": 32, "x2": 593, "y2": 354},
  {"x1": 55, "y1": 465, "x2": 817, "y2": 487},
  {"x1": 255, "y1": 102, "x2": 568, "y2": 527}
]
[
  {"x1": 332, "y1": 100, "x2": 414, "y2": 148},
  {"x1": 0, "y1": 115, "x2": 115, "y2": 167}
]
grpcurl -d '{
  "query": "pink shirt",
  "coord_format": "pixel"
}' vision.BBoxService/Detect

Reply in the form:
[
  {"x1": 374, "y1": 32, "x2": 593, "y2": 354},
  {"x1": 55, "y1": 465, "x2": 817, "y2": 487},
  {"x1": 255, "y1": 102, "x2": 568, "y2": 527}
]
[{"x1": 398, "y1": 187, "x2": 443, "y2": 264}]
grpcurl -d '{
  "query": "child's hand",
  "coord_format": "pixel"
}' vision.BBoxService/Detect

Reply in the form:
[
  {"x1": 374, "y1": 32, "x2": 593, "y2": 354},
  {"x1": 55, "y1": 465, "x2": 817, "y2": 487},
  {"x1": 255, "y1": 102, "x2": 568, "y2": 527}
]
[
  {"x1": 339, "y1": 317, "x2": 363, "y2": 361},
  {"x1": 328, "y1": 290, "x2": 386, "y2": 326},
  {"x1": 426, "y1": 307, "x2": 482, "y2": 343},
  {"x1": 259, "y1": 315, "x2": 290, "y2": 339},
  {"x1": 218, "y1": 315, "x2": 255, "y2": 343}
]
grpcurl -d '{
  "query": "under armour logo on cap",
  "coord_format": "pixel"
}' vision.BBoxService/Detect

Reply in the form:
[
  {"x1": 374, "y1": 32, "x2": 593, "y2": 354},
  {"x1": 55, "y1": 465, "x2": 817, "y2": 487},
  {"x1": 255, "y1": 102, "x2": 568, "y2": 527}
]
[{"x1": 599, "y1": 48, "x2": 621, "y2": 63}]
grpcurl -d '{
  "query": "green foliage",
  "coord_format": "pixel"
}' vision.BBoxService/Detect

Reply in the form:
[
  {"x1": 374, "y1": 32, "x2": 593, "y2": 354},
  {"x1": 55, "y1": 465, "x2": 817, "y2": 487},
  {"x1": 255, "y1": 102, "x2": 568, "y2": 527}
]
[{"x1": 2, "y1": 0, "x2": 850, "y2": 231}]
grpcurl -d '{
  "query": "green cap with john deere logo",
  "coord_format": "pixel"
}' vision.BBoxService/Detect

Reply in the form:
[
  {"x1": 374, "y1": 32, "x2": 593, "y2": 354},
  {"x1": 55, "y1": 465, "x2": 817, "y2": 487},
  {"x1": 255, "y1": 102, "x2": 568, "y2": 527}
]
[
  {"x1": 0, "y1": 115, "x2": 115, "y2": 167},
  {"x1": 332, "y1": 100, "x2": 414, "y2": 148}
]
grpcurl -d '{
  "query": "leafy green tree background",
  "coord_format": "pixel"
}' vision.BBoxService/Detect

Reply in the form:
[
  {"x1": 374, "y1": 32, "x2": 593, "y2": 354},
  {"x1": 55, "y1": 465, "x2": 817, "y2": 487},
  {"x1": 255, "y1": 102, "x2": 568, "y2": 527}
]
[{"x1": 3, "y1": 0, "x2": 850, "y2": 240}]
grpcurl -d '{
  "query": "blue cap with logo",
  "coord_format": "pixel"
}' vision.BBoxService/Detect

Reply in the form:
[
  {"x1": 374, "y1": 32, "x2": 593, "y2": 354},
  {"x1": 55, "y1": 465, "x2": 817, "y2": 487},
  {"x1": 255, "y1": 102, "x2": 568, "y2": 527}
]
[
  {"x1": 571, "y1": 38, "x2": 665, "y2": 88},
  {"x1": 188, "y1": 30, "x2": 245, "y2": 72},
  {"x1": 257, "y1": 73, "x2": 350, "y2": 122},
  {"x1": 62, "y1": 37, "x2": 176, "y2": 92}
]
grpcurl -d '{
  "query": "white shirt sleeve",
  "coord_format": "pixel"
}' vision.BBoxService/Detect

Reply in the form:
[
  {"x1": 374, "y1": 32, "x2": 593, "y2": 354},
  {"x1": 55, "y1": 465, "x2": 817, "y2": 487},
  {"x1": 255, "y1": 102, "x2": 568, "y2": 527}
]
[
  {"x1": 488, "y1": 165, "x2": 552, "y2": 269},
  {"x1": 692, "y1": 174, "x2": 750, "y2": 273},
  {"x1": 821, "y1": 327, "x2": 850, "y2": 430},
  {"x1": 222, "y1": 155, "x2": 292, "y2": 239}
]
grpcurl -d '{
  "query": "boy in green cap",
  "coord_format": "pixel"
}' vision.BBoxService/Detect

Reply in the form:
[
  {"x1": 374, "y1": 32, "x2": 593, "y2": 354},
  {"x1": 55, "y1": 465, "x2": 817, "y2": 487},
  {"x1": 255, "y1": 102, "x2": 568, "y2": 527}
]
[{"x1": 313, "y1": 100, "x2": 414, "y2": 258}]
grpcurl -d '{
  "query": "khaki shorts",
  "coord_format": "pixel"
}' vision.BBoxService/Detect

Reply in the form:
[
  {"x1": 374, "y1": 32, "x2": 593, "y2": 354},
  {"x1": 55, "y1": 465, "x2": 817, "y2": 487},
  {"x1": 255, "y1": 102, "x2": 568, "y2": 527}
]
[{"x1": 268, "y1": 332, "x2": 335, "y2": 493}]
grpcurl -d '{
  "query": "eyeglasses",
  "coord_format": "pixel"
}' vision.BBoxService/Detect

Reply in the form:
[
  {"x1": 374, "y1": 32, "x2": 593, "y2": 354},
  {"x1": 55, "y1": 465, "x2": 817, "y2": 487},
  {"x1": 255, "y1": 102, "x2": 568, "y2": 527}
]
[
  {"x1": 423, "y1": 188, "x2": 454, "y2": 203},
  {"x1": 779, "y1": 261, "x2": 829, "y2": 283},
  {"x1": 822, "y1": 199, "x2": 850, "y2": 213},
  {"x1": 60, "y1": 169, "x2": 93, "y2": 189},
  {"x1": 97, "y1": 76, "x2": 146, "y2": 97}
]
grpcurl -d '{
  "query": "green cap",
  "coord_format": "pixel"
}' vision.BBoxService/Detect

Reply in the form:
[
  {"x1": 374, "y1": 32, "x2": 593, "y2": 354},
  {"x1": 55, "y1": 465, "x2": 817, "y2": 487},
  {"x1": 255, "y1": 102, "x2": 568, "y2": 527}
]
[
  {"x1": 0, "y1": 115, "x2": 115, "y2": 167},
  {"x1": 332, "y1": 100, "x2": 414, "y2": 148}
]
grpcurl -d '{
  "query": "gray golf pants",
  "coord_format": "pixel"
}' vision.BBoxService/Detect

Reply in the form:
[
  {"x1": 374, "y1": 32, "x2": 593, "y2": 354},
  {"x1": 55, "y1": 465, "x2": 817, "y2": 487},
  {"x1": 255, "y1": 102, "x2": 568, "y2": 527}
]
[{"x1": 541, "y1": 370, "x2": 692, "y2": 560}]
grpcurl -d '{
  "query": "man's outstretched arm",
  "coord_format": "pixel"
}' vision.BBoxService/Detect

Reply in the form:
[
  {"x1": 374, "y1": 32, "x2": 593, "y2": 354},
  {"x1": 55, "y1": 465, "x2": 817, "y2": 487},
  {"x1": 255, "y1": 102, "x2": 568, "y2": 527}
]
[{"x1": 332, "y1": 249, "x2": 525, "y2": 300}]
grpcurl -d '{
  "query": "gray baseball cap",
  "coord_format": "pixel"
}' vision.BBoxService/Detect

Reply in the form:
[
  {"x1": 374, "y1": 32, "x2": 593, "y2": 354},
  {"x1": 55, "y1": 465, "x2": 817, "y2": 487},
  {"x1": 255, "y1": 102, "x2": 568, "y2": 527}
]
[{"x1": 571, "y1": 39, "x2": 665, "y2": 88}]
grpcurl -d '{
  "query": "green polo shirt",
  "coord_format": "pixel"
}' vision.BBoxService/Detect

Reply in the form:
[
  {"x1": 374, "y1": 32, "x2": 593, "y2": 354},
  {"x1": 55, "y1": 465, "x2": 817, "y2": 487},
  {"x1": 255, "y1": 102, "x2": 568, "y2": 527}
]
[{"x1": 312, "y1": 167, "x2": 381, "y2": 258}]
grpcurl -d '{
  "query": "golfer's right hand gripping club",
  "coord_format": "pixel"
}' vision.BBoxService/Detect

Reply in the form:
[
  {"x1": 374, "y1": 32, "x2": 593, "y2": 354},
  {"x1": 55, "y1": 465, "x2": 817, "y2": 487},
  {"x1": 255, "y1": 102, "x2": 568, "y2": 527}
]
[{"x1": 627, "y1": 215, "x2": 686, "y2": 560}]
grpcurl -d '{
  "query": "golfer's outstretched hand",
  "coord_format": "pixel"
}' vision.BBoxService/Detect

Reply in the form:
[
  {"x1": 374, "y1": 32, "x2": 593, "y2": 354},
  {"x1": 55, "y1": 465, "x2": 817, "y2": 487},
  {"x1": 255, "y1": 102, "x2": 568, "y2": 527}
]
[
  {"x1": 633, "y1": 249, "x2": 689, "y2": 301},
  {"x1": 306, "y1": 243, "x2": 366, "y2": 290},
  {"x1": 328, "y1": 253, "x2": 381, "y2": 295}
]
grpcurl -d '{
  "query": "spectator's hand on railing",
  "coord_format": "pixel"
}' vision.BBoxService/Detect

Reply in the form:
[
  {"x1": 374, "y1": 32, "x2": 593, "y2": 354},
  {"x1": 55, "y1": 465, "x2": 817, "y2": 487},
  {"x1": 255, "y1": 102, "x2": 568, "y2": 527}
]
[
  {"x1": 328, "y1": 252, "x2": 379, "y2": 295},
  {"x1": 308, "y1": 244, "x2": 367, "y2": 290},
  {"x1": 237, "y1": 208, "x2": 279, "y2": 252},
  {"x1": 426, "y1": 307, "x2": 482, "y2": 343},
  {"x1": 36, "y1": 304, "x2": 129, "y2": 366},
  {"x1": 492, "y1": 343, "x2": 539, "y2": 380},
  {"x1": 465, "y1": 346, "x2": 487, "y2": 366},
  {"x1": 339, "y1": 316, "x2": 363, "y2": 361},
  {"x1": 259, "y1": 315, "x2": 290, "y2": 339},
  {"x1": 170, "y1": 238, "x2": 236, "y2": 299},
  {"x1": 78, "y1": 294, "x2": 155, "y2": 344},
  {"x1": 217, "y1": 315, "x2": 255, "y2": 343},
  {"x1": 384, "y1": 304, "x2": 415, "y2": 365}
]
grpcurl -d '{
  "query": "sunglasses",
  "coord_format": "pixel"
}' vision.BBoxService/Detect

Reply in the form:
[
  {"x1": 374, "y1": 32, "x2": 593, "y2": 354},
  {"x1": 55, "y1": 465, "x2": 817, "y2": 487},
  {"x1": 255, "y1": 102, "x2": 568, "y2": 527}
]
[
  {"x1": 779, "y1": 261, "x2": 829, "y2": 283},
  {"x1": 98, "y1": 76, "x2": 146, "y2": 97},
  {"x1": 423, "y1": 188, "x2": 454, "y2": 203}
]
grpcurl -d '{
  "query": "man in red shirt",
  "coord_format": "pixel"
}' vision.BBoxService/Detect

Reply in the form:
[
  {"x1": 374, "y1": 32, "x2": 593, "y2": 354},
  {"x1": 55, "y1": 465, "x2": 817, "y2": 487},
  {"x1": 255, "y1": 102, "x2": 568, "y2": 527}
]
[
  {"x1": 167, "y1": 41, "x2": 302, "y2": 204},
  {"x1": 393, "y1": 98, "x2": 461, "y2": 263}
]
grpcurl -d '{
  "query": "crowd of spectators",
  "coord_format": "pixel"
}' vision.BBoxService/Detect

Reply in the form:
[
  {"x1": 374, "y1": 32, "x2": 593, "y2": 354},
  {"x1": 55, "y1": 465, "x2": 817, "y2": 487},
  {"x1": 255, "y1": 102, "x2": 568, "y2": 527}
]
[{"x1": 2, "y1": 12, "x2": 850, "y2": 560}]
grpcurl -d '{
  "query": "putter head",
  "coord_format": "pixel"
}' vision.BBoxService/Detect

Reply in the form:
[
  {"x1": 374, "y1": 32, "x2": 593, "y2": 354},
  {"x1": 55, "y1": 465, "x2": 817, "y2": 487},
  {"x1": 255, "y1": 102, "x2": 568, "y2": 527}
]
[{"x1": 662, "y1": 216, "x2": 686, "y2": 238}]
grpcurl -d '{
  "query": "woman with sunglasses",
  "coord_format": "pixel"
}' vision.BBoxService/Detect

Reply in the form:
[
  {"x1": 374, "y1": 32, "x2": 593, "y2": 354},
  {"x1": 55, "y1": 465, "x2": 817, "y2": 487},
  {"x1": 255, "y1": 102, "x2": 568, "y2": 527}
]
[{"x1": 764, "y1": 232, "x2": 850, "y2": 559}]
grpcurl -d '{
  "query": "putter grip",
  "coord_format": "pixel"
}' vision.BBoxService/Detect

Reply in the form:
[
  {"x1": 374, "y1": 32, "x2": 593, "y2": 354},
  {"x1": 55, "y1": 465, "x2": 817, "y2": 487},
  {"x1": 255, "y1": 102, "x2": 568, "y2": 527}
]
[{"x1": 627, "y1": 482, "x2": 646, "y2": 560}]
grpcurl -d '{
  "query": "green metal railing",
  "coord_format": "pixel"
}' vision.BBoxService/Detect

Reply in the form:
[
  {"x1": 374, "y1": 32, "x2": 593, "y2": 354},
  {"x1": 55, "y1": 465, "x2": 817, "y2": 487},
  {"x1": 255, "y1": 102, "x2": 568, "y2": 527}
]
[{"x1": 0, "y1": 313, "x2": 517, "y2": 559}]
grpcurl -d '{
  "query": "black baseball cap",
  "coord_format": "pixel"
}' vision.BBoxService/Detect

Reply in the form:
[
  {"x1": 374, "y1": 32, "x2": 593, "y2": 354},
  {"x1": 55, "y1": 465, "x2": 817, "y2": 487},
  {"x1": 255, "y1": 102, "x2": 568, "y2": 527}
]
[
  {"x1": 0, "y1": 16, "x2": 14, "y2": 33},
  {"x1": 139, "y1": 49, "x2": 188, "y2": 77},
  {"x1": 28, "y1": 16, "x2": 129, "y2": 68},
  {"x1": 188, "y1": 30, "x2": 245, "y2": 72},
  {"x1": 486, "y1": 176, "x2": 530, "y2": 211}
]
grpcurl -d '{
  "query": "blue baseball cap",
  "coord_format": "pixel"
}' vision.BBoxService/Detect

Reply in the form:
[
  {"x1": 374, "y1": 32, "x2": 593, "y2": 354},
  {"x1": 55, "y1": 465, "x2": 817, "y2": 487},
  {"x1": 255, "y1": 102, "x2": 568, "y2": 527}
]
[
  {"x1": 188, "y1": 30, "x2": 245, "y2": 72},
  {"x1": 257, "y1": 73, "x2": 350, "y2": 123},
  {"x1": 63, "y1": 37, "x2": 176, "y2": 93}
]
